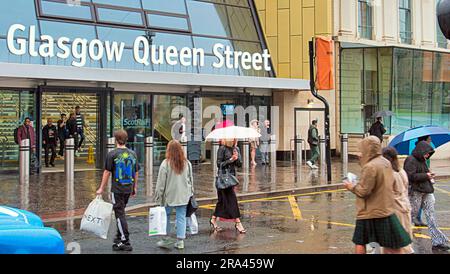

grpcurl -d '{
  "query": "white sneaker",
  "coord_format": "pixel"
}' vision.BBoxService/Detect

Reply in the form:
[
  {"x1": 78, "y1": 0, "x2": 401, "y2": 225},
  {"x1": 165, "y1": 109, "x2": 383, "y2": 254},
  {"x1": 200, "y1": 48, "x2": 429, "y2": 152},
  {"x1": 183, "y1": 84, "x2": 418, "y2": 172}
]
[
  {"x1": 306, "y1": 161, "x2": 313, "y2": 169},
  {"x1": 312, "y1": 165, "x2": 319, "y2": 169}
]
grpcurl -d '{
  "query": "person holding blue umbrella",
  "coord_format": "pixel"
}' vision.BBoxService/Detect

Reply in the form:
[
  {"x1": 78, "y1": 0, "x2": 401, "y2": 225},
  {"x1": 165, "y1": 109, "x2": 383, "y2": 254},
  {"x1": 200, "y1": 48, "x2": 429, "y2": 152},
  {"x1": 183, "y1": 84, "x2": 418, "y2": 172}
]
[{"x1": 404, "y1": 141, "x2": 450, "y2": 251}]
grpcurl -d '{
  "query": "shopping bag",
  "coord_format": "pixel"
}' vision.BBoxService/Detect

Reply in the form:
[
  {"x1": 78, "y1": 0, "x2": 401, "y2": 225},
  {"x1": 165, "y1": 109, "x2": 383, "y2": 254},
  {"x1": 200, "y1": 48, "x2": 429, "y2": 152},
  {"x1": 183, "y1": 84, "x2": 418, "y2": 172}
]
[
  {"x1": 148, "y1": 206, "x2": 167, "y2": 236},
  {"x1": 80, "y1": 195, "x2": 113, "y2": 239},
  {"x1": 189, "y1": 213, "x2": 199, "y2": 235}
]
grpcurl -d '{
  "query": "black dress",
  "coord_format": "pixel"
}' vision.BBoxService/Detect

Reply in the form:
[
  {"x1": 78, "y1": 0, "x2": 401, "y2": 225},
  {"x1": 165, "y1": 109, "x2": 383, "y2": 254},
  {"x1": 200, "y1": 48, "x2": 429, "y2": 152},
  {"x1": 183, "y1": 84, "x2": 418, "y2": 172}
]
[{"x1": 213, "y1": 145, "x2": 242, "y2": 219}]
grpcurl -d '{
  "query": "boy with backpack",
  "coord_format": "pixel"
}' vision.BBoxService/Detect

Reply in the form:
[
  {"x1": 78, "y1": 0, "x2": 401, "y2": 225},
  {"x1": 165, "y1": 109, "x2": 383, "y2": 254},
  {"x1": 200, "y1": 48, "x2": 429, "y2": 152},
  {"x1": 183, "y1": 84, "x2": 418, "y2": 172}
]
[{"x1": 96, "y1": 130, "x2": 139, "y2": 252}]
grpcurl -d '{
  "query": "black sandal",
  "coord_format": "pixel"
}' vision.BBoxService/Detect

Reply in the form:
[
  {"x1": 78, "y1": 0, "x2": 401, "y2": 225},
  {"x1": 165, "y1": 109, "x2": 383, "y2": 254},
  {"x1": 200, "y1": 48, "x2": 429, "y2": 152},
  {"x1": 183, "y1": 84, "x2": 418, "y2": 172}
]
[
  {"x1": 235, "y1": 222, "x2": 247, "y2": 234},
  {"x1": 209, "y1": 217, "x2": 223, "y2": 232}
]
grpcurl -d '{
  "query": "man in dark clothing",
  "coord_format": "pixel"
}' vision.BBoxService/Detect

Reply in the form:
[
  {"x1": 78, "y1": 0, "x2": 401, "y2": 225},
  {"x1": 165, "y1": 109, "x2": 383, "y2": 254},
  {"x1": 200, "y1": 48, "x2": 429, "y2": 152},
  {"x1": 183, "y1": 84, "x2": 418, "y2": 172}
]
[
  {"x1": 306, "y1": 119, "x2": 319, "y2": 169},
  {"x1": 368, "y1": 117, "x2": 386, "y2": 143},
  {"x1": 42, "y1": 118, "x2": 58, "y2": 167},
  {"x1": 57, "y1": 113, "x2": 67, "y2": 157},
  {"x1": 66, "y1": 113, "x2": 79, "y2": 154},
  {"x1": 96, "y1": 130, "x2": 139, "y2": 252},
  {"x1": 404, "y1": 141, "x2": 449, "y2": 251},
  {"x1": 75, "y1": 106, "x2": 85, "y2": 156}
]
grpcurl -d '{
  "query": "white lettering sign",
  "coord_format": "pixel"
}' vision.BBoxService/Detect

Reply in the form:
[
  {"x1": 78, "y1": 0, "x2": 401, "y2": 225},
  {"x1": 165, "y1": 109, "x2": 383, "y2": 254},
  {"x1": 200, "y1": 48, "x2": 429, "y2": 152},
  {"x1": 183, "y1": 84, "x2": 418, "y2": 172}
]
[{"x1": 6, "y1": 24, "x2": 271, "y2": 71}]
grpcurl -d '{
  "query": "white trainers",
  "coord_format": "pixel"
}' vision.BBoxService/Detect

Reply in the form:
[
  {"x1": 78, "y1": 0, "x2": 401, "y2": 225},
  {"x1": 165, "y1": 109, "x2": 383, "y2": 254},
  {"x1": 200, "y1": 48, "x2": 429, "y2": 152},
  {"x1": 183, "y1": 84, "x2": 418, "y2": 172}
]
[
  {"x1": 306, "y1": 161, "x2": 313, "y2": 169},
  {"x1": 174, "y1": 240, "x2": 184, "y2": 250},
  {"x1": 312, "y1": 165, "x2": 319, "y2": 169}
]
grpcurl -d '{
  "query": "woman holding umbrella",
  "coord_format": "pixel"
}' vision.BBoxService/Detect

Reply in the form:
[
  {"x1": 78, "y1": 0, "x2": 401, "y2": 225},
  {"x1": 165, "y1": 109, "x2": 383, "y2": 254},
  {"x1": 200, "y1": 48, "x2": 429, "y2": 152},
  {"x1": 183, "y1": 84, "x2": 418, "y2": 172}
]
[{"x1": 210, "y1": 139, "x2": 247, "y2": 234}]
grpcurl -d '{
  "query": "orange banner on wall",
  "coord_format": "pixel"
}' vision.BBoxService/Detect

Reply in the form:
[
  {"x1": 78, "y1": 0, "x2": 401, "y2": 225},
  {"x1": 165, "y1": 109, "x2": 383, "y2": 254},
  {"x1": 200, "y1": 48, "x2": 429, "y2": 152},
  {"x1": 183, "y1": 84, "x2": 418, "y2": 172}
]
[{"x1": 315, "y1": 37, "x2": 334, "y2": 90}]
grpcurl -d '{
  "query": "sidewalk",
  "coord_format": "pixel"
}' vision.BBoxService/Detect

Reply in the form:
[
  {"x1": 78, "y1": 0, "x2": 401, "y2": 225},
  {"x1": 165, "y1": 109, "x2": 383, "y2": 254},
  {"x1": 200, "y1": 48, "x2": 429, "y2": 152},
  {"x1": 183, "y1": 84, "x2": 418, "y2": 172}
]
[{"x1": 0, "y1": 158, "x2": 448, "y2": 222}]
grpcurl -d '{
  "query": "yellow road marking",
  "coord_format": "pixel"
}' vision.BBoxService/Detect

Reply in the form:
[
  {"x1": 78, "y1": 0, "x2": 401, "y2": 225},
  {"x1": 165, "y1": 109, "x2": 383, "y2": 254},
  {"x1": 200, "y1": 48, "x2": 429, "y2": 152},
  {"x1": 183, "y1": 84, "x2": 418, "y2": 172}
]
[
  {"x1": 434, "y1": 186, "x2": 450, "y2": 196},
  {"x1": 414, "y1": 233, "x2": 431, "y2": 239},
  {"x1": 288, "y1": 196, "x2": 303, "y2": 220}
]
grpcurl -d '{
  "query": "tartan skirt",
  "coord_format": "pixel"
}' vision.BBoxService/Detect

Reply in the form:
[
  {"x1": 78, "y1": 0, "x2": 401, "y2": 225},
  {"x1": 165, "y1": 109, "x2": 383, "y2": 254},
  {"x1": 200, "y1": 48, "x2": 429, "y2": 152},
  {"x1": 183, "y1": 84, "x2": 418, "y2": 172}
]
[{"x1": 352, "y1": 214, "x2": 412, "y2": 249}]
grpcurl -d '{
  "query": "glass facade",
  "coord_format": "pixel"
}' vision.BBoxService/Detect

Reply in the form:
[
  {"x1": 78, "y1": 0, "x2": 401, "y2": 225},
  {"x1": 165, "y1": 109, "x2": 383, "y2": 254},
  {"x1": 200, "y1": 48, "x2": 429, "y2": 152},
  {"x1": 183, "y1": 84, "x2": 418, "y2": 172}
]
[
  {"x1": 341, "y1": 47, "x2": 450, "y2": 135},
  {"x1": 0, "y1": 0, "x2": 270, "y2": 77}
]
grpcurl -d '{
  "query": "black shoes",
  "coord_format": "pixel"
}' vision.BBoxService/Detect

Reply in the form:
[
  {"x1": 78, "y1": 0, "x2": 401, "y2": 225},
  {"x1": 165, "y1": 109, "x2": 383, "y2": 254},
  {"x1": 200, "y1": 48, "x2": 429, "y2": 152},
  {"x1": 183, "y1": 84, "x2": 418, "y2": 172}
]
[
  {"x1": 432, "y1": 244, "x2": 450, "y2": 251},
  {"x1": 112, "y1": 242, "x2": 133, "y2": 252}
]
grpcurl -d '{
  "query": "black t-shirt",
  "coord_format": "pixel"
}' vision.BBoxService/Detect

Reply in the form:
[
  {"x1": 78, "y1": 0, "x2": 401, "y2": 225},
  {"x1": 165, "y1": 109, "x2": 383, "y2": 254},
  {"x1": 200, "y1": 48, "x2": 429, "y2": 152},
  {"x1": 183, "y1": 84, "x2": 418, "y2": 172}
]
[{"x1": 105, "y1": 148, "x2": 140, "y2": 194}]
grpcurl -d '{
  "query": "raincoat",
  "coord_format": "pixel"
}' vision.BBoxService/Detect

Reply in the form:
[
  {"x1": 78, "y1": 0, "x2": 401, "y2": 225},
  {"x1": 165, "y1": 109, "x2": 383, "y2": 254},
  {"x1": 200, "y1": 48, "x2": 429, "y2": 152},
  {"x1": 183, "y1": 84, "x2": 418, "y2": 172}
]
[
  {"x1": 404, "y1": 141, "x2": 434, "y2": 194},
  {"x1": 349, "y1": 136, "x2": 396, "y2": 220}
]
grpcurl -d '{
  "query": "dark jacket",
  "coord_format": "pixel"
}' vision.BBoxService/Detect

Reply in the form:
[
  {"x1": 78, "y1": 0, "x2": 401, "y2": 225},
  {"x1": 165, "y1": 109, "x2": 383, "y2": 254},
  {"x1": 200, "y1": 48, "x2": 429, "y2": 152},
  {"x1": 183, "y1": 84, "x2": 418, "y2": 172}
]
[
  {"x1": 217, "y1": 145, "x2": 242, "y2": 176},
  {"x1": 404, "y1": 141, "x2": 434, "y2": 194},
  {"x1": 42, "y1": 124, "x2": 58, "y2": 145},
  {"x1": 66, "y1": 118, "x2": 78, "y2": 136},
  {"x1": 308, "y1": 125, "x2": 319, "y2": 146},
  {"x1": 368, "y1": 121, "x2": 386, "y2": 142}
]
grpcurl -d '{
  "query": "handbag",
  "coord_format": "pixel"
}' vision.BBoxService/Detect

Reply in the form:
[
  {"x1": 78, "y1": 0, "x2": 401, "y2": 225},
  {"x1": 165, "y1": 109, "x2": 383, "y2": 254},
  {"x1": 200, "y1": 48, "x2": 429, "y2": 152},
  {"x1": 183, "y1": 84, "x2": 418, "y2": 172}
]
[
  {"x1": 215, "y1": 163, "x2": 239, "y2": 190},
  {"x1": 186, "y1": 195, "x2": 198, "y2": 217}
]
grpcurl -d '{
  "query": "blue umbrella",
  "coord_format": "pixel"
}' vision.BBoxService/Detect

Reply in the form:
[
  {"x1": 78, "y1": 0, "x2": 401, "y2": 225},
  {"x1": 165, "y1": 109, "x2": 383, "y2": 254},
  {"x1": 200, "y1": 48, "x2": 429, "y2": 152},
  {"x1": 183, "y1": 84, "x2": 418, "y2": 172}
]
[{"x1": 388, "y1": 125, "x2": 450, "y2": 155}]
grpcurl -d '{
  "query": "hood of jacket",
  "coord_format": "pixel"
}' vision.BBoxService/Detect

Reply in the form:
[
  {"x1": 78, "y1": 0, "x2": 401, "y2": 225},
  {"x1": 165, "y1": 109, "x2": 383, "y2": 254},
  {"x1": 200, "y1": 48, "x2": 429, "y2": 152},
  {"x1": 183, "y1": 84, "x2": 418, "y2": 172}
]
[
  {"x1": 358, "y1": 136, "x2": 382, "y2": 166},
  {"x1": 412, "y1": 141, "x2": 434, "y2": 162}
]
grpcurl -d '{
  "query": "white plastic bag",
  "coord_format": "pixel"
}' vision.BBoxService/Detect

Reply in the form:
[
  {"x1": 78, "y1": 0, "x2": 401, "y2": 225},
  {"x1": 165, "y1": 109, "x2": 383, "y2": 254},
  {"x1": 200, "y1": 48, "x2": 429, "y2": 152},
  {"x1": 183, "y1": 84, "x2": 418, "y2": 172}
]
[
  {"x1": 148, "y1": 206, "x2": 167, "y2": 236},
  {"x1": 80, "y1": 195, "x2": 113, "y2": 239},
  {"x1": 188, "y1": 213, "x2": 198, "y2": 235}
]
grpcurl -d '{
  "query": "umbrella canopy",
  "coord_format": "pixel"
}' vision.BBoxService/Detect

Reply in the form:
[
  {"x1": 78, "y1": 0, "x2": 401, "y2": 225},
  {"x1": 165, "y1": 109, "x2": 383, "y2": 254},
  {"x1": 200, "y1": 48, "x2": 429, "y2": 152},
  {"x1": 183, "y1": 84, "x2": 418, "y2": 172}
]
[
  {"x1": 388, "y1": 125, "x2": 450, "y2": 155},
  {"x1": 205, "y1": 126, "x2": 261, "y2": 140},
  {"x1": 372, "y1": 110, "x2": 394, "y2": 118}
]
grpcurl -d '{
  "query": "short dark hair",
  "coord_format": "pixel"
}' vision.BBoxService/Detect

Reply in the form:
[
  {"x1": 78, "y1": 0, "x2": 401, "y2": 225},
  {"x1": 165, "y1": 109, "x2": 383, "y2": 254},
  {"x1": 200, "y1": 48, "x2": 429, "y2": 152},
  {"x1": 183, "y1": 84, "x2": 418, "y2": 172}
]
[
  {"x1": 312, "y1": 120, "x2": 318, "y2": 125},
  {"x1": 24, "y1": 117, "x2": 31, "y2": 121},
  {"x1": 75, "y1": 106, "x2": 80, "y2": 109},
  {"x1": 382, "y1": 147, "x2": 399, "y2": 172},
  {"x1": 114, "y1": 130, "x2": 128, "y2": 145},
  {"x1": 61, "y1": 113, "x2": 66, "y2": 117}
]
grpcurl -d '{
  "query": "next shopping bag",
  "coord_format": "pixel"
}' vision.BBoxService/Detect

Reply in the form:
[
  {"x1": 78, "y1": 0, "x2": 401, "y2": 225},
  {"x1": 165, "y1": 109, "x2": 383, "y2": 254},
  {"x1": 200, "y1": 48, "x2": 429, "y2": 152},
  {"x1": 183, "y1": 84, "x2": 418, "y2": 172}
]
[
  {"x1": 80, "y1": 196, "x2": 113, "y2": 239},
  {"x1": 148, "y1": 206, "x2": 167, "y2": 236}
]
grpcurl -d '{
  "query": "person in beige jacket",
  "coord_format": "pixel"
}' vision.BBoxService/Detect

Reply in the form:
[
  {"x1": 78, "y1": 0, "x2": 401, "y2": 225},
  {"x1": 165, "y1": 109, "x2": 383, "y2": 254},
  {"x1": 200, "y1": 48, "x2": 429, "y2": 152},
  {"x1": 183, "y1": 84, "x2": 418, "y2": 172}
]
[
  {"x1": 344, "y1": 136, "x2": 411, "y2": 254},
  {"x1": 382, "y1": 147, "x2": 414, "y2": 254},
  {"x1": 155, "y1": 140, "x2": 194, "y2": 250}
]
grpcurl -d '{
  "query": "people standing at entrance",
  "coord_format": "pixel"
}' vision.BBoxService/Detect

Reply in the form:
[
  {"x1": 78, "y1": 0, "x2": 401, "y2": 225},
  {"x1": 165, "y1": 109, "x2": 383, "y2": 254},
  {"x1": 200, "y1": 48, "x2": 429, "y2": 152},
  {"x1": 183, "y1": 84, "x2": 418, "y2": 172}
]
[
  {"x1": 17, "y1": 117, "x2": 37, "y2": 173},
  {"x1": 368, "y1": 116, "x2": 386, "y2": 143},
  {"x1": 75, "y1": 106, "x2": 85, "y2": 156},
  {"x1": 404, "y1": 140, "x2": 450, "y2": 251},
  {"x1": 343, "y1": 136, "x2": 411, "y2": 254},
  {"x1": 42, "y1": 118, "x2": 57, "y2": 168},
  {"x1": 67, "y1": 113, "x2": 78, "y2": 155},
  {"x1": 210, "y1": 139, "x2": 246, "y2": 234},
  {"x1": 382, "y1": 147, "x2": 414, "y2": 254},
  {"x1": 306, "y1": 119, "x2": 320, "y2": 169},
  {"x1": 259, "y1": 120, "x2": 272, "y2": 165},
  {"x1": 249, "y1": 120, "x2": 260, "y2": 166},
  {"x1": 96, "y1": 130, "x2": 139, "y2": 252},
  {"x1": 57, "y1": 113, "x2": 67, "y2": 157},
  {"x1": 155, "y1": 140, "x2": 194, "y2": 250}
]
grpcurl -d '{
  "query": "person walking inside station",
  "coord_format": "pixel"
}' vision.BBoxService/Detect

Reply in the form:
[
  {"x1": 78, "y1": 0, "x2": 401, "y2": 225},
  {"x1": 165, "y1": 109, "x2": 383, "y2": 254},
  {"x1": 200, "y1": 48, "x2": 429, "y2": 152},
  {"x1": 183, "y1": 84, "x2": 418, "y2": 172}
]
[
  {"x1": 96, "y1": 130, "x2": 139, "y2": 252},
  {"x1": 57, "y1": 113, "x2": 68, "y2": 158},
  {"x1": 306, "y1": 119, "x2": 319, "y2": 169},
  {"x1": 155, "y1": 140, "x2": 194, "y2": 250},
  {"x1": 42, "y1": 118, "x2": 58, "y2": 168},
  {"x1": 75, "y1": 106, "x2": 85, "y2": 156},
  {"x1": 210, "y1": 139, "x2": 246, "y2": 234},
  {"x1": 382, "y1": 147, "x2": 414, "y2": 254},
  {"x1": 344, "y1": 136, "x2": 411, "y2": 254},
  {"x1": 259, "y1": 119, "x2": 272, "y2": 165},
  {"x1": 66, "y1": 113, "x2": 78, "y2": 155},
  {"x1": 368, "y1": 116, "x2": 386, "y2": 143},
  {"x1": 404, "y1": 140, "x2": 450, "y2": 251}
]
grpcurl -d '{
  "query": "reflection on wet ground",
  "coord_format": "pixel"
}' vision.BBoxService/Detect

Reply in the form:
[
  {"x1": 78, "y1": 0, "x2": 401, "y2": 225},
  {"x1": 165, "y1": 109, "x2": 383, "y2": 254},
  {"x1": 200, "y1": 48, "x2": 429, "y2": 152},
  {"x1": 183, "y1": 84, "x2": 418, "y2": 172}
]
[
  {"x1": 0, "y1": 159, "x2": 361, "y2": 218},
  {"x1": 51, "y1": 186, "x2": 450, "y2": 254}
]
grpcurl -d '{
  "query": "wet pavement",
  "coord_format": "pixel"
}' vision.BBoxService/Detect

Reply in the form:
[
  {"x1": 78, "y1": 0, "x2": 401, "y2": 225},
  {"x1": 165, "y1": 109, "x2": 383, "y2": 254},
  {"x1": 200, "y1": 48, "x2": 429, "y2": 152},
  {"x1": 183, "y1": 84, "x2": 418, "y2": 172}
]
[
  {"x1": 49, "y1": 182, "x2": 450, "y2": 254},
  {"x1": 1, "y1": 158, "x2": 449, "y2": 222}
]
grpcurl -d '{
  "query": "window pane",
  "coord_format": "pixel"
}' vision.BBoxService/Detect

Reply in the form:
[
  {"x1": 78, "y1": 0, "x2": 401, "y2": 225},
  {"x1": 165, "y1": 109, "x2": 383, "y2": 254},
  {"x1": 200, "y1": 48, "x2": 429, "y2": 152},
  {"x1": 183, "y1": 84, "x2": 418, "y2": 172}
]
[
  {"x1": 97, "y1": 26, "x2": 145, "y2": 47},
  {"x1": 196, "y1": 0, "x2": 250, "y2": 7},
  {"x1": 227, "y1": 6, "x2": 259, "y2": 41},
  {"x1": 152, "y1": 32, "x2": 193, "y2": 50},
  {"x1": 392, "y1": 48, "x2": 413, "y2": 134},
  {"x1": 363, "y1": 48, "x2": 378, "y2": 132},
  {"x1": 378, "y1": 48, "x2": 393, "y2": 134},
  {"x1": 0, "y1": 38, "x2": 43, "y2": 65},
  {"x1": 187, "y1": 1, "x2": 232, "y2": 37},
  {"x1": 193, "y1": 37, "x2": 234, "y2": 54},
  {"x1": 97, "y1": 8, "x2": 143, "y2": 26},
  {"x1": 142, "y1": 0, "x2": 187, "y2": 15},
  {"x1": 39, "y1": 20, "x2": 97, "y2": 40},
  {"x1": 41, "y1": 1, "x2": 92, "y2": 20},
  {"x1": 341, "y1": 49, "x2": 364, "y2": 133},
  {"x1": 148, "y1": 14, "x2": 189, "y2": 31},
  {"x1": 411, "y1": 51, "x2": 433, "y2": 128},
  {"x1": 92, "y1": 0, "x2": 141, "y2": 9},
  {"x1": 0, "y1": 0, "x2": 39, "y2": 36}
]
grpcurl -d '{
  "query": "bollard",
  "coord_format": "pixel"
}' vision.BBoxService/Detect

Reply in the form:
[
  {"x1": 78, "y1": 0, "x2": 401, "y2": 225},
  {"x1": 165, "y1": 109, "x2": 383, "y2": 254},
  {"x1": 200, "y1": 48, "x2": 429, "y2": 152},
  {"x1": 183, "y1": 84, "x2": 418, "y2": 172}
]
[
  {"x1": 320, "y1": 138, "x2": 326, "y2": 165},
  {"x1": 341, "y1": 134, "x2": 348, "y2": 165},
  {"x1": 295, "y1": 135, "x2": 302, "y2": 166},
  {"x1": 181, "y1": 136, "x2": 187, "y2": 157},
  {"x1": 270, "y1": 135, "x2": 276, "y2": 167},
  {"x1": 212, "y1": 140, "x2": 219, "y2": 175},
  {"x1": 65, "y1": 138, "x2": 75, "y2": 183},
  {"x1": 144, "y1": 136, "x2": 153, "y2": 178},
  {"x1": 19, "y1": 139, "x2": 30, "y2": 185},
  {"x1": 107, "y1": 137, "x2": 115, "y2": 192},
  {"x1": 242, "y1": 139, "x2": 250, "y2": 173}
]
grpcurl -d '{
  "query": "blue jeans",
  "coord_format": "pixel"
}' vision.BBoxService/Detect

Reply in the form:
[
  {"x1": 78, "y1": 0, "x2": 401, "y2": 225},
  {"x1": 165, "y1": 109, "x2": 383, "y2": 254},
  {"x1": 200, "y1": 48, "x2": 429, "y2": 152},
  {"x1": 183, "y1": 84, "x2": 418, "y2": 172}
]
[{"x1": 165, "y1": 205, "x2": 187, "y2": 240}]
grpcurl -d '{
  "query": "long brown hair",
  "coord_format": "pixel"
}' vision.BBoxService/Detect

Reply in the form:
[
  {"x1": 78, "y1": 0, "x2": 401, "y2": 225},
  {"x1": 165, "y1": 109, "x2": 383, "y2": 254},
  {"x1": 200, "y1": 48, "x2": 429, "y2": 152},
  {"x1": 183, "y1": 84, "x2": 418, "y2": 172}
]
[
  {"x1": 166, "y1": 140, "x2": 186, "y2": 174},
  {"x1": 382, "y1": 147, "x2": 400, "y2": 172}
]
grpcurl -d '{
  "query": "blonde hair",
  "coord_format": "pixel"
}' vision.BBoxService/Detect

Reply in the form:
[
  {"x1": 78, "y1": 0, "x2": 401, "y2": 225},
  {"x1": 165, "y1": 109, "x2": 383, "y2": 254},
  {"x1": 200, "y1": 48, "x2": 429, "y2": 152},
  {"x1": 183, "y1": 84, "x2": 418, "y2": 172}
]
[{"x1": 222, "y1": 139, "x2": 235, "y2": 147}]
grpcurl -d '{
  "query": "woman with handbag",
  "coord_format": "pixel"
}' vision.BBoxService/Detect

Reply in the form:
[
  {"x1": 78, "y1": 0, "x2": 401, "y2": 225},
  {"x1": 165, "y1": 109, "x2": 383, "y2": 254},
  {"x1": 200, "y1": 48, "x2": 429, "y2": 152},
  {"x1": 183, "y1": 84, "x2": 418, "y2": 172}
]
[
  {"x1": 210, "y1": 139, "x2": 247, "y2": 234},
  {"x1": 155, "y1": 140, "x2": 194, "y2": 250}
]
